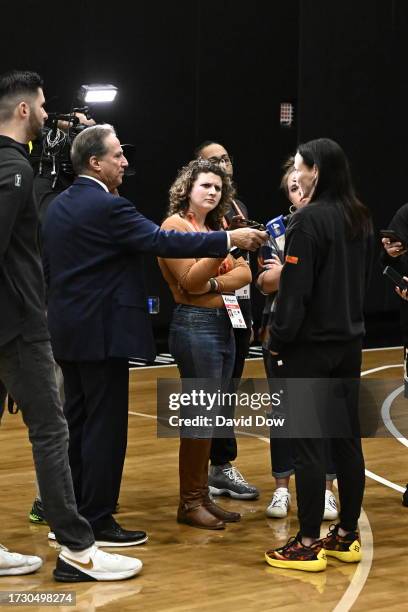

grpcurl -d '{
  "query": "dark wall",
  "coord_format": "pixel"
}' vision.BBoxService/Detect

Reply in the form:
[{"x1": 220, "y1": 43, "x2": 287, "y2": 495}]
[
  {"x1": 0, "y1": 0, "x2": 299, "y2": 340},
  {"x1": 298, "y1": 0, "x2": 406, "y2": 317},
  {"x1": 4, "y1": 1, "x2": 403, "y2": 345}
]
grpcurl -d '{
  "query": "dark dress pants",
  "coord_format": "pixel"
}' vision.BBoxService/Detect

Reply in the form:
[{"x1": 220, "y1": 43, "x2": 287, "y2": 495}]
[{"x1": 59, "y1": 358, "x2": 129, "y2": 526}]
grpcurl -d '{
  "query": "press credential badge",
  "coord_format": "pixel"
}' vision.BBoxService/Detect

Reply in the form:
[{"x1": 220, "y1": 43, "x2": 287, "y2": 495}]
[{"x1": 222, "y1": 294, "x2": 247, "y2": 328}]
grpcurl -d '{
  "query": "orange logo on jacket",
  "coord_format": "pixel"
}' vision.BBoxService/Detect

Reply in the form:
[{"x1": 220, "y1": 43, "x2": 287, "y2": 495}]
[{"x1": 285, "y1": 255, "x2": 299, "y2": 264}]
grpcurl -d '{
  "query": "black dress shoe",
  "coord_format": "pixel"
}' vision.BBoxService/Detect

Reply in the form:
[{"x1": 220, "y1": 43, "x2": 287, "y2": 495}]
[
  {"x1": 403, "y1": 484, "x2": 408, "y2": 507},
  {"x1": 92, "y1": 518, "x2": 148, "y2": 547}
]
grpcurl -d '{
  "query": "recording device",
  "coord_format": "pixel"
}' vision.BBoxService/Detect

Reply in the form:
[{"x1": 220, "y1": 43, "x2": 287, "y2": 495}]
[
  {"x1": 230, "y1": 213, "x2": 291, "y2": 259},
  {"x1": 31, "y1": 84, "x2": 120, "y2": 190},
  {"x1": 236, "y1": 219, "x2": 266, "y2": 230},
  {"x1": 380, "y1": 229, "x2": 407, "y2": 249},
  {"x1": 265, "y1": 214, "x2": 292, "y2": 252},
  {"x1": 266, "y1": 215, "x2": 287, "y2": 240},
  {"x1": 228, "y1": 218, "x2": 266, "y2": 259},
  {"x1": 259, "y1": 244, "x2": 278, "y2": 261},
  {"x1": 230, "y1": 247, "x2": 246, "y2": 259},
  {"x1": 383, "y1": 265, "x2": 408, "y2": 291},
  {"x1": 35, "y1": 108, "x2": 93, "y2": 188}
]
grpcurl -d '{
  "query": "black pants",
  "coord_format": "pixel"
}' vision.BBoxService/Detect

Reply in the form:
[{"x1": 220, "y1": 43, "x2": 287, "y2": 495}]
[
  {"x1": 263, "y1": 348, "x2": 336, "y2": 479},
  {"x1": 59, "y1": 358, "x2": 129, "y2": 525},
  {"x1": 210, "y1": 323, "x2": 251, "y2": 465},
  {"x1": 273, "y1": 339, "x2": 365, "y2": 539}
]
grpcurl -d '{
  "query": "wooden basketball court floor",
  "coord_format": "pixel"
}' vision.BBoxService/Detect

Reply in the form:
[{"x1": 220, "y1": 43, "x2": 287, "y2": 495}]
[{"x1": 0, "y1": 347, "x2": 407, "y2": 611}]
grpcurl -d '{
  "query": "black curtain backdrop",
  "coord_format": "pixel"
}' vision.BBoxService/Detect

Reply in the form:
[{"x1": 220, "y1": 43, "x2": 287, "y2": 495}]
[
  {"x1": 1, "y1": 0, "x2": 406, "y2": 348},
  {"x1": 298, "y1": 0, "x2": 407, "y2": 343}
]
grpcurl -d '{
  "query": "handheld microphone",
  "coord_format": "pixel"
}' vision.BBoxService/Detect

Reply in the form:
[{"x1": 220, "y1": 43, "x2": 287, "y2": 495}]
[{"x1": 265, "y1": 215, "x2": 288, "y2": 252}]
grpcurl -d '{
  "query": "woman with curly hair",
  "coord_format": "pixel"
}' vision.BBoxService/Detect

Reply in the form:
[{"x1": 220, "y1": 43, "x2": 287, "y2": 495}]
[{"x1": 158, "y1": 159, "x2": 252, "y2": 530}]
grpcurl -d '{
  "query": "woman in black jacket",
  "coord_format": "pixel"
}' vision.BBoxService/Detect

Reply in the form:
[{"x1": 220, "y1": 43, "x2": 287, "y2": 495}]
[{"x1": 264, "y1": 138, "x2": 373, "y2": 572}]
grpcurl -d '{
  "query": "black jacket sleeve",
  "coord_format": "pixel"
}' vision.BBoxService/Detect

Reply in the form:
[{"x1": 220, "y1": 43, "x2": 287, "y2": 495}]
[
  {"x1": 267, "y1": 226, "x2": 316, "y2": 353},
  {"x1": 0, "y1": 160, "x2": 33, "y2": 259}
]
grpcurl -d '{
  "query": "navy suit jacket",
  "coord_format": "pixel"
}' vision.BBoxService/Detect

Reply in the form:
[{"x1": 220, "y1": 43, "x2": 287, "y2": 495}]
[{"x1": 42, "y1": 177, "x2": 228, "y2": 361}]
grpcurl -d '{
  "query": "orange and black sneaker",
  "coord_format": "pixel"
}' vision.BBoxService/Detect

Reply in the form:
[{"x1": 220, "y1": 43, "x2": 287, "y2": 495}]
[
  {"x1": 322, "y1": 524, "x2": 362, "y2": 563},
  {"x1": 265, "y1": 533, "x2": 327, "y2": 572}
]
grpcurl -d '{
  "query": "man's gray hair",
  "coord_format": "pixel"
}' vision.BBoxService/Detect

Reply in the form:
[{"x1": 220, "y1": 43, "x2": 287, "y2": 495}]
[{"x1": 71, "y1": 123, "x2": 116, "y2": 174}]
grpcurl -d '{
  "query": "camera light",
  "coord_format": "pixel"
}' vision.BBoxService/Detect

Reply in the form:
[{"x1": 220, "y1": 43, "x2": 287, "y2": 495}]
[{"x1": 78, "y1": 84, "x2": 118, "y2": 103}]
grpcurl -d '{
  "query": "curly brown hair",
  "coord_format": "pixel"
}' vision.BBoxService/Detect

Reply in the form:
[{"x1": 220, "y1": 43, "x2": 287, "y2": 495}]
[{"x1": 167, "y1": 159, "x2": 235, "y2": 230}]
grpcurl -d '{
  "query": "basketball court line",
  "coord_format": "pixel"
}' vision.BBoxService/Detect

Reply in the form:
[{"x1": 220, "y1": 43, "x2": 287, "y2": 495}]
[
  {"x1": 129, "y1": 345, "x2": 404, "y2": 371},
  {"x1": 380, "y1": 383, "x2": 408, "y2": 450},
  {"x1": 128, "y1": 356, "x2": 407, "y2": 610},
  {"x1": 128, "y1": 413, "x2": 374, "y2": 611}
]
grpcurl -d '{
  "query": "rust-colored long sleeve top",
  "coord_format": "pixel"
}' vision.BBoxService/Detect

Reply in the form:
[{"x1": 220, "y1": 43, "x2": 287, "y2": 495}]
[{"x1": 158, "y1": 214, "x2": 252, "y2": 308}]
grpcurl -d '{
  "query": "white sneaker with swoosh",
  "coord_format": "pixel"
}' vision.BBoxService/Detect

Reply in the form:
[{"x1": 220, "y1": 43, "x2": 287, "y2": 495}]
[{"x1": 54, "y1": 545, "x2": 142, "y2": 582}]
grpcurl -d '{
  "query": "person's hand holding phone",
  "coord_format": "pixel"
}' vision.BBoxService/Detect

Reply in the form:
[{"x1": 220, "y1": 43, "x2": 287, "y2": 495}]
[
  {"x1": 262, "y1": 255, "x2": 283, "y2": 271},
  {"x1": 381, "y1": 237, "x2": 407, "y2": 257},
  {"x1": 396, "y1": 281, "x2": 408, "y2": 301},
  {"x1": 380, "y1": 229, "x2": 408, "y2": 257}
]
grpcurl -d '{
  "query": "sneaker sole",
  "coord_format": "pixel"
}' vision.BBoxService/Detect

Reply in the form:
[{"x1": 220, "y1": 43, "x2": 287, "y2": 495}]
[
  {"x1": 209, "y1": 486, "x2": 259, "y2": 500},
  {"x1": 29, "y1": 514, "x2": 48, "y2": 525},
  {"x1": 265, "y1": 508, "x2": 289, "y2": 518},
  {"x1": 53, "y1": 558, "x2": 141, "y2": 582},
  {"x1": 322, "y1": 512, "x2": 339, "y2": 521},
  {"x1": 0, "y1": 560, "x2": 42, "y2": 576},
  {"x1": 48, "y1": 533, "x2": 148, "y2": 547},
  {"x1": 95, "y1": 536, "x2": 148, "y2": 547},
  {"x1": 324, "y1": 541, "x2": 362, "y2": 563},
  {"x1": 264, "y1": 551, "x2": 327, "y2": 572}
]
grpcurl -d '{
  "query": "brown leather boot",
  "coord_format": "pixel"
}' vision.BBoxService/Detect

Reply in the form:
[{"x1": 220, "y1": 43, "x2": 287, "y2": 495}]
[
  {"x1": 202, "y1": 492, "x2": 241, "y2": 523},
  {"x1": 178, "y1": 438, "x2": 225, "y2": 530}
]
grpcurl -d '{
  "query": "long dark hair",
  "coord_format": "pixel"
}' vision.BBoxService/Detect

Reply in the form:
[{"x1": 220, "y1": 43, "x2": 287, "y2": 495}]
[{"x1": 297, "y1": 138, "x2": 372, "y2": 238}]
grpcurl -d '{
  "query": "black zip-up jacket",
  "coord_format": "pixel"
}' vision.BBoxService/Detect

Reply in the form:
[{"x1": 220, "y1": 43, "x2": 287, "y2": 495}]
[
  {"x1": 268, "y1": 197, "x2": 374, "y2": 353},
  {"x1": 0, "y1": 135, "x2": 49, "y2": 345}
]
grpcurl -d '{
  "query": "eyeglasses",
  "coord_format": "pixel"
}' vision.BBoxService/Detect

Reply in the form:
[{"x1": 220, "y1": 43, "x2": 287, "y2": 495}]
[{"x1": 207, "y1": 155, "x2": 233, "y2": 166}]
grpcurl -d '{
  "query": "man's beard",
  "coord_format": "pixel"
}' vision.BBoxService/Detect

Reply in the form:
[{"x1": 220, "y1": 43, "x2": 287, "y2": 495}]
[{"x1": 28, "y1": 111, "x2": 43, "y2": 141}]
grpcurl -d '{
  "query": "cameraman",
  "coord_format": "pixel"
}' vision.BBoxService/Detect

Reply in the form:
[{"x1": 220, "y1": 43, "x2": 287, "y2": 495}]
[{"x1": 31, "y1": 112, "x2": 95, "y2": 222}]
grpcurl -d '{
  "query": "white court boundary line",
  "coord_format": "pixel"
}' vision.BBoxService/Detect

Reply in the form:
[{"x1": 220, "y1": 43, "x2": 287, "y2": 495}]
[
  {"x1": 380, "y1": 384, "x2": 408, "y2": 450},
  {"x1": 129, "y1": 345, "x2": 404, "y2": 371},
  {"x1": 128, "y1": 360, "x2": 408, "y2": 611},
  {"x1": 360, "y1": 364, "x2": 403, "y2": 376},
  {"x1": 128, "y1": 414, "x2": 374, "y2": 611}
]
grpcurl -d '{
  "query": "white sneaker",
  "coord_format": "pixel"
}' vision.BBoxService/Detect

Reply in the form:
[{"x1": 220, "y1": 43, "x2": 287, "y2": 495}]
[
  {"x1": 48, "y1": 531, "x2": 56, "y2": 541},
  {"x1": 0, "y1": 543, "x2": 42, "y2": 576},
  {"x1": 323, "y1": 490, "x2": 339, "y2": 521},
  {"x1": 265, "y1": 488, "x2": 291, "y2": 518},
  {"x1": 54, "y1": 545, "x2": 142, "y2": 582}
]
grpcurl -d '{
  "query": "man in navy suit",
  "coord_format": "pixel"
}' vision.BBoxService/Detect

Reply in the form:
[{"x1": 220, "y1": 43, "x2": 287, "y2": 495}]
[{"x1": 42, "y1": 124, "x2": 266, "y2": 546}]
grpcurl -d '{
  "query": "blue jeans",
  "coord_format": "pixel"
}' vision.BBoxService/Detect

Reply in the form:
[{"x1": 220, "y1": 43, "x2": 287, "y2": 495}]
[
  {"x1": 169, "y1": 305, "x2": 235, "y2": 438},
  {"x1": 169, "y1": 305, "x2": 235, "y2": 379}
]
